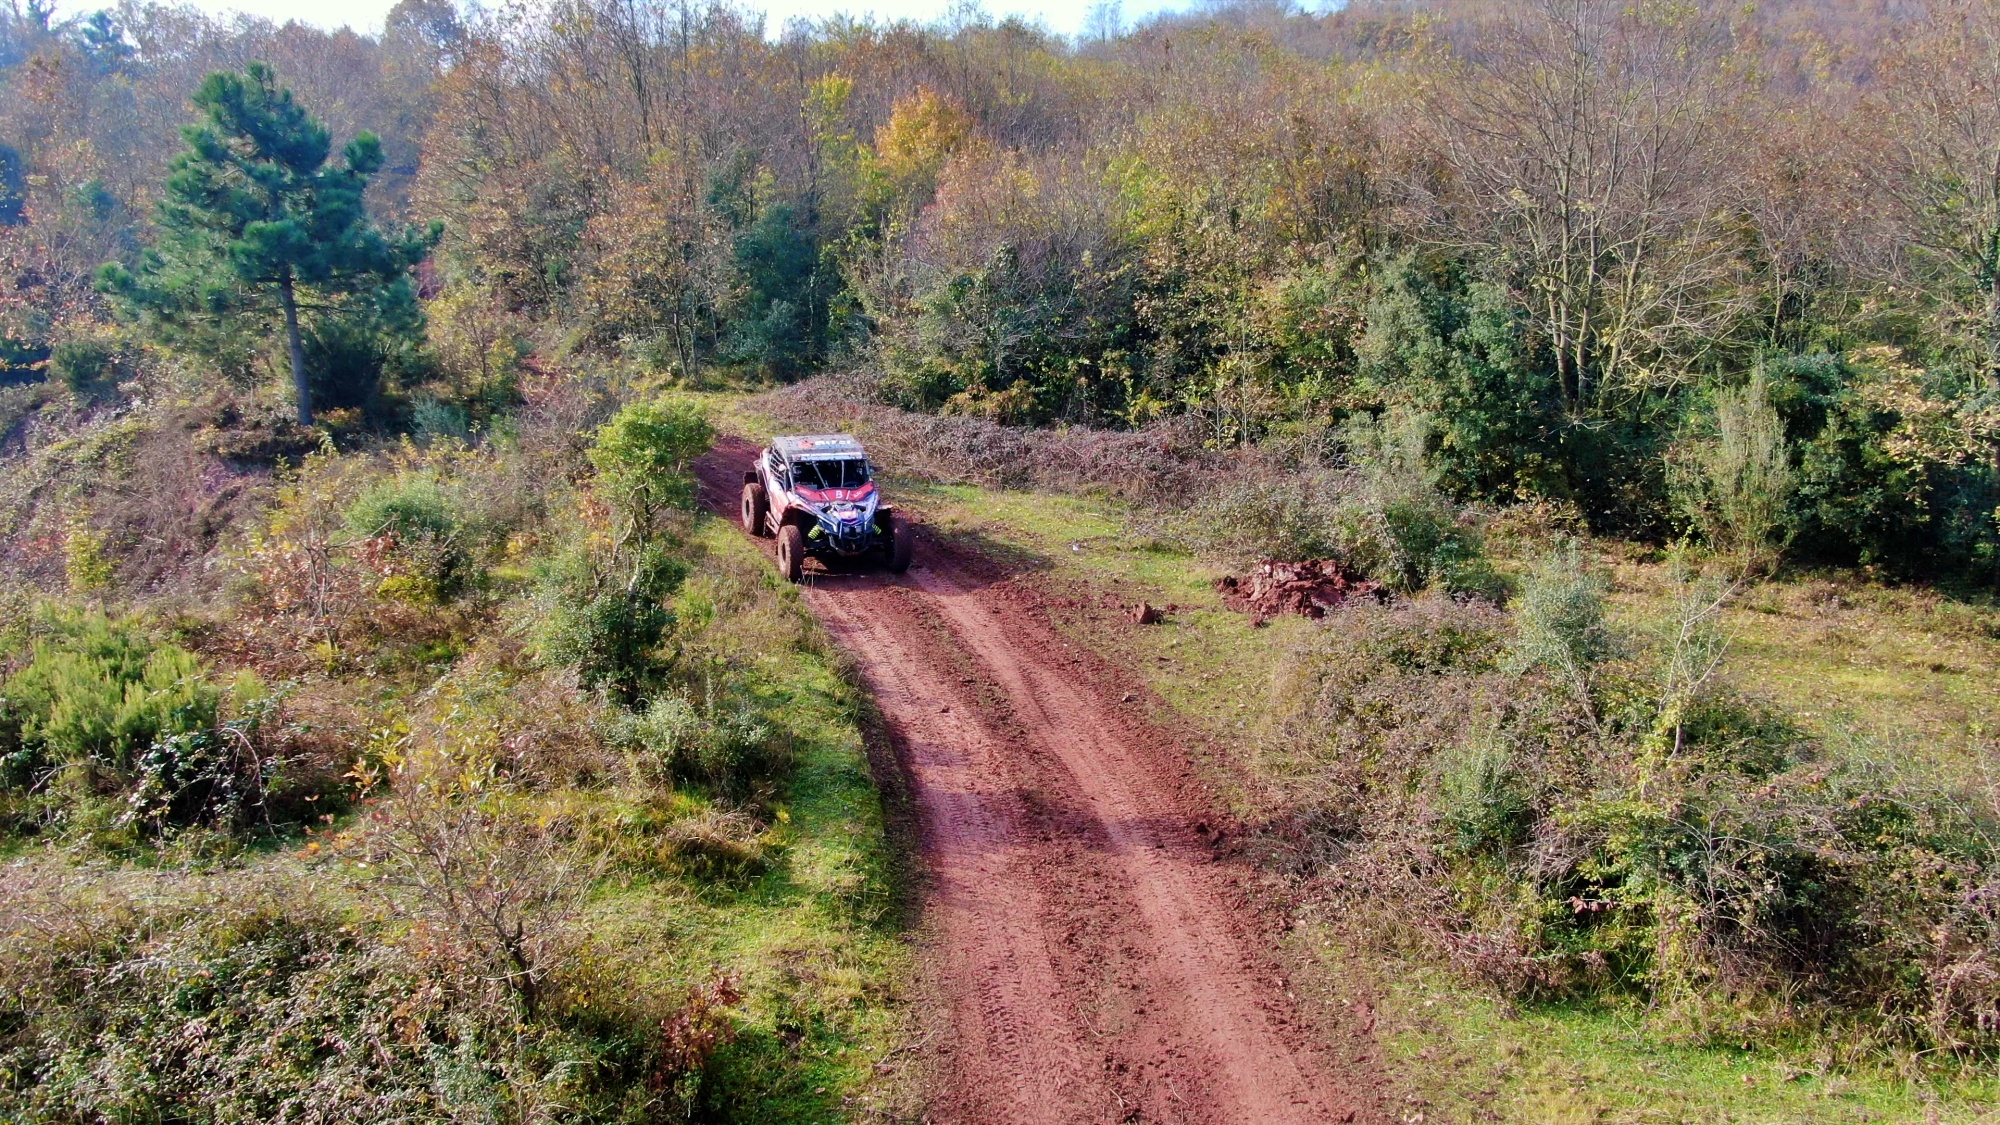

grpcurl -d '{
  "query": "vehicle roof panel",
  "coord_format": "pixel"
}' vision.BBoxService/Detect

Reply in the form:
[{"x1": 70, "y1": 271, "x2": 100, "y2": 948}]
[{"x1": 773, "y1": 434, "x2": 867, "y2": 460}]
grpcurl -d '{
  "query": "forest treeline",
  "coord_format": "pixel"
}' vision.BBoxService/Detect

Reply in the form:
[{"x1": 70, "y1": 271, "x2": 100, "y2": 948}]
[{"x1": 2, "y1": 0, "x2": 1998, "y2": 581}]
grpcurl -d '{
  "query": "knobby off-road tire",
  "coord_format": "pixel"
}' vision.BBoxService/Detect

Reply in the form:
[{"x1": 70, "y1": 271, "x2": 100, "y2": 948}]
[
  {"x1": 776, "y1": 524, "x2": 806, "y2": 583},
  {"x1": 888, "y1": 518, "x2": 915, "y2": 573},
  {"x1": 741, "y1": 482, "x2": 768, "y2": 536}
]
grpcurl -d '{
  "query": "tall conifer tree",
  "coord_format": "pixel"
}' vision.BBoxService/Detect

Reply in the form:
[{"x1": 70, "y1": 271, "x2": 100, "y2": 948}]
[{"x1": 100, "y1": 64, "x2": 437, "y2": 424}]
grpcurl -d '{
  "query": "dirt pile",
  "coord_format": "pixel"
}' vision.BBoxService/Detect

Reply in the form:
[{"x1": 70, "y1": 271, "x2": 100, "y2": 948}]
[{"x1": 1214, "y1": 559, "x2": 1383, "y2": 621}]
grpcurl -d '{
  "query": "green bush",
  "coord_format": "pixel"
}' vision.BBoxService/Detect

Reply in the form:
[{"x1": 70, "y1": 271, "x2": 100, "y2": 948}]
[
  {"x1": 1167, "y1": 471, "x2": 1350, "y2": 562},
  {"x1": 530, "y1": 543, "x2": 686, "y2": 704},
  {"x1": 1340, "y1": 410, "x2": 1505, "y2": 598},
  {"x1": 1765, "y1": 351, "x2": 2000, "y2": 583},
  {"x1": 1508, "y1": 542, "x2": 1613, "y2": 707},
  {"x1": 1165, "y1": 422, "x2": 1502, "y2": 600},
  {"x1": 345, "y1": 474, "x2": 476, "y2": 600},
  {"x1": 346, "y1": 474, "x2": 457, "y2": 541},
  {"x1": 3, "y1": 614, "x2": 217, "y2": 778},
  {"x1": 1357, "y1": 256, "x2": 1564, "y2": 501},
  {"x1": 1671, "y1": 369, "x2": 1796, "y2": 574},
  {"x1": 1435, "y1": 732, "x2": 1532, "y2": 856},
  {"x1": 615, "y1": 690, "x2": 783, "y2": 801},
  {"x1": 1374, "y1": 491, "x2": 1502, "y2": 599},
  {"x1": 48, "y1": 335, "x2": 120, "y2": 401},
  {"x1": 587, "y1": 397, "x2": 713, "y2": 547},
  {"x1": 0, "y1": 610, "x2": 255, "y2": 835},
  {"x1": 409, "y1": 395, "x2": 471, "y2": 443}
]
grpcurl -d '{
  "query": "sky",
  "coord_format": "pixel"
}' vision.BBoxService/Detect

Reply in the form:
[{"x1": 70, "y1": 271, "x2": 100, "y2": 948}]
[{"x1": 54, "y1": 0, "x2": 1204, "y2": 39}]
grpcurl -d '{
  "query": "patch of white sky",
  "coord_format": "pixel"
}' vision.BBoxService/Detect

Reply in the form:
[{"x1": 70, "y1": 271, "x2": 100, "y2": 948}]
[{"x1": 52, "y1": 0, "x2": 1213, "y2": 41}]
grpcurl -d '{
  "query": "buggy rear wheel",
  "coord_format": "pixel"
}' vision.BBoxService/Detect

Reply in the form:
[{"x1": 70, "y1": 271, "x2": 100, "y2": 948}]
[
  {"x1": 888, "y1": 518, "x2": 914, "y2": 573},
  {"x1": 741, "y1": 482, "x2": 768, "y2": 536},
  {"x1": 776, "y1": 524, "x2": 805, "y2": 583}
]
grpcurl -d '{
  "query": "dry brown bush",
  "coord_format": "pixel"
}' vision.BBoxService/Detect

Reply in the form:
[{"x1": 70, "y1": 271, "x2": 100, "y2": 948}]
[
  {"x1": 369, "y1": 787, "x2": 604, "y2": 1021},
  {"x1": 753, "y1": 374, "x2": 1213, "y2": 501}
]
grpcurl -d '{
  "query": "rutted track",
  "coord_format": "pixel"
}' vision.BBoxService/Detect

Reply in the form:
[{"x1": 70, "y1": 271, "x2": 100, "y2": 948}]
[{"x1": 698, "y1": 435, "x2": 1384, "y2": 1125}]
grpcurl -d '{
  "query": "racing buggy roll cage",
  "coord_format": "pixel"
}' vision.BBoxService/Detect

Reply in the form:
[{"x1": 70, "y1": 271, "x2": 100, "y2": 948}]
[{"x1": 741, "y1": 434, "x2": 915, "y2": 582}]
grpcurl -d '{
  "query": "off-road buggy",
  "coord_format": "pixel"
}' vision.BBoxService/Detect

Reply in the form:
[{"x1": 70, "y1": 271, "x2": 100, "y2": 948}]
[{"x1": 740, "y1": 434, "x2": 914, "y2": 582}]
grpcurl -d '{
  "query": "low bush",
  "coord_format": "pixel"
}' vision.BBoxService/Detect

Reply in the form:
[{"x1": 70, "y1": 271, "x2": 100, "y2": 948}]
[
  {"x1": 1163, "y1": 462, "x2": 1501, "y2": 599},
  {"x1": 0, "y1": 866, "x2": 733, "y2": 1124},
  {"x1": 345, "y1": 471, "x2": 478, "y2": 600},
  {"x1": 1265, "y1": 558, "x2": 2000, "y2": 1057},
  {"x1": 1670, "y1": 369, "x2": 1797, "y2": 575},
  {"x1": 613, "y1": 688, "x2": 785, "y2": 803},
  {"x1": 0, "y1": 610, "x2": 235, "y2": 833},
  {"x1": 48, "y1": 333, "x2": 122, "y2": 402},
  {"x1": 530, "y1": 542, "x2": 685, "y2": 704}
]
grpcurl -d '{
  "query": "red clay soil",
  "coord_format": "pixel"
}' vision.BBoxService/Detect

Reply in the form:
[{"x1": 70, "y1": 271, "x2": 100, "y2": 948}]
[
  {"x1": 697, "y1": 435, "x2": 1388, "y2": 1125},
  {"x1": 1215, "y1": 559, "x2": 1383, "y2": 622}
]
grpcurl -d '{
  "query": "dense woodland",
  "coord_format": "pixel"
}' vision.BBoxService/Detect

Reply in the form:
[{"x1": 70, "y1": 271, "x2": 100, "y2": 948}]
[
  {"x1": 7, "y1": 0, "x2": 2000, "y2": 1120},
  {"x1": 0, "y1": 0, "x2": 1993, "y2": 578}
]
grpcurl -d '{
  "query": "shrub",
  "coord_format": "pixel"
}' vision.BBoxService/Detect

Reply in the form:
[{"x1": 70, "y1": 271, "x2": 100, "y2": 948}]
[
  {"x1": 614, "y1": 688, "x2": 783, "y2": 801},
  {"x1": 48, "y1": 333, "x2": 121, "y2": 401},
  {"x1": 373, "y1": 790, "x2": 601, "y2": 1021},
  {"x1": 1339, "y1": 410, "x2": 1505, "y2": 597},
  {"x1": 0, "y1": 610, "x2": 278, "y2": 836},
  {"x1": 1166, "y1": 469, "x2": 1351, "y2": 562},
  {"x1": 587, "y1": 398, "x2": 713, "y2": 548},
  {"x1": 1373, "y1": 490, "x2": 1502, "y2": 599},
  {"x1": 1672, "y1": 369, "x2": 1796, "y2": 574},
  {"x1": 345, "y1": 474, "x2": 476, "y2": 600},
  {"x1": 409, "y1": 395, "x2": 471, "y2": 443},
  {"x1": 530, "y1": 543, "x2": 686, "y2": 704},
  {"x1": 62, "y1": 514, "x2": 114, "y2": 594},
  {"x1": 1780, "y1": 349, "x2": 2000, "y2": 583},
  {"x1": 1435, "y1": 730, "x2": 1532, "y2": 856},
  {"x1": 1508, "y1": 542, "x2": 1613, "y2": 714},
  {"x1": 1160, "y1": 438, "x2": 1502, "y2": 599},
  {"x1": 1357, "y1": 256, "x2": 1564, "y2": 501},
  {"x1": 3, "y1": 614, "x2": 217, "y2": 776}
]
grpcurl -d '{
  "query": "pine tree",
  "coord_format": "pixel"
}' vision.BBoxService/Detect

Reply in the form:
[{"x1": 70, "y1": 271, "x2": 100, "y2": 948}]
[{"x1": 99, "y1": 64, "x2": 438, "y2": 424}]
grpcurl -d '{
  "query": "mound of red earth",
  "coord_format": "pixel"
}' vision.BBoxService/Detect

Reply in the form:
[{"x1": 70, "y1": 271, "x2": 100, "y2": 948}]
[{"x1": 1214, "y1": 559, "x2": 1384, "y2": 621}]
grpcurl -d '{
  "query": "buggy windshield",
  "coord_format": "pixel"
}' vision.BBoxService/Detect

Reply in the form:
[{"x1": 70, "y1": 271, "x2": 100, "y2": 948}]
[{"x1": 793, "y1": 458, "x2": 870, "y2": 489}]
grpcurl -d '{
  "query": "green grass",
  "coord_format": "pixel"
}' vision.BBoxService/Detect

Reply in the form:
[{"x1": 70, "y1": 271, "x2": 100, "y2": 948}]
[
  {"x1": 570, "y1": 516, "x2": 917, "y2": 1123},
  {"x1": 1606, "y1": 558, "x2": 2000, "y2": 776},
  {"x1": 1339, "y1": 945, "x2": 1998, "y2": 1125}
]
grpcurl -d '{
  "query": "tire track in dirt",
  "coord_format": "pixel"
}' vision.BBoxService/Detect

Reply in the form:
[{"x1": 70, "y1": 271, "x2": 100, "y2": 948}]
[{"x1": 697, "y1": 436, "x2": 1384, "y2": 1125}]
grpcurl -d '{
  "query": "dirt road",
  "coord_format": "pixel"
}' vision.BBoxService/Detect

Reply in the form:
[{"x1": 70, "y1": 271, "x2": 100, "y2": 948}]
[{"x1": 699, "y1": 437, "x2": 1383, "y2": 1125}]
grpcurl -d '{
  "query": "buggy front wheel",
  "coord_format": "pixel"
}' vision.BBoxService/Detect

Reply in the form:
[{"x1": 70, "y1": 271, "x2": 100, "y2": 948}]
[
  {"x1": 741, "y1": 482, "x2": 768, "y2": 536},
  {"x1": 888, "y1": 519, "x2": 915, "y2": 573},
  {"x1": 776, "y1": 524, "x2": 805, "y2": 583}
]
